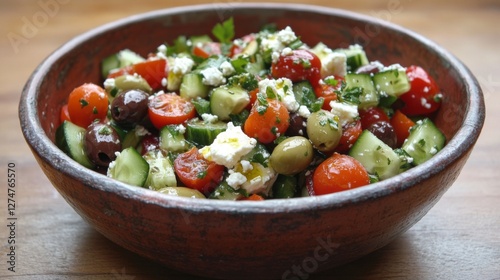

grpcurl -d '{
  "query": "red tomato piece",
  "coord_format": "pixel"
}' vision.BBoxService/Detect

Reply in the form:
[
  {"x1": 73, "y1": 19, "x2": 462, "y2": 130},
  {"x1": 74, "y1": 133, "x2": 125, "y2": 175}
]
[
  {"x1": 174, "y1": 147, "x2": 225, "y2": 194},
  {"x1": 313, "y1": 153, "x2": 370, "y2": 195},
  {"x1": 335, "y1": 120, "x2": 363, "y2": 153},
  {"x1": 243, "y1": 98, "x2": 290, "y2": 144},
  {"x1": 132, "y1": 58, "x2": 167, "y2": 90},
  {"x1": 390, "y1": 110, "x2": 416, "y2": 147},
  {"x1": 358, "y1": 107, "x2": 390, "y2": 130},
  {"x1": 67, "y1": 83, "x2": 108, "y2": 128},
  {"x1": 193, "y1": 42, "x2": 222, "y2": 59},
  {"x1": 271, "y1": 49, "x2": 322, "y2": 85},
  {"x1": 148, "y1": 93, "x2": 196, "y2": 130},
  {"x1": 60, "y1": 104, "x2": 71, "y2": 123},
  {"x1": 314, "y1": 76, "x2": 343, "y2": 111},
  {"x1": 399, "y1": 65, "x2": 442, "y2": 116}
]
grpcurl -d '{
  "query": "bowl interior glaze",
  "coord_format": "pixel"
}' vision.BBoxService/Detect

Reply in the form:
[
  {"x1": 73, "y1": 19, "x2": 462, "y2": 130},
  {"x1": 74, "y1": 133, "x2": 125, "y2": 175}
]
[{"x1": 19, "y1": 3, "x2": 484, "y2": 279}]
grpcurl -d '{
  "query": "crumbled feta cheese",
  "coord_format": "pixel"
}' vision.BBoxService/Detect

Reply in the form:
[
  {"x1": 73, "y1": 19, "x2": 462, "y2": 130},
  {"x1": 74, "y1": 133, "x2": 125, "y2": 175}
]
[
  {"x1": 281, "y1": 47, "x2": 293, "y2": 56},
  {"x1": 171, "y1": 56, "x2": 195, "y2": 75},
  {"x1": 277, "y1": 26, "x2": 297, "y2": 44},
  {"x1": 240, "y1": 160, "x2": 253, "y2": 173},
  {"x1": 103, "y1": 78, "x2": 115, "y2": 89},
  {"x1": 220, "y1": 61, "x2": 235, "y2": 76},
  {"x1": 329, "y1": 101, "x2": 359, "y2": 126},
  {"x1": 134, "y1": 125, "x2": 150, "y2": 137},
  {"x1": 421, "y1": 97, "x2": 432, "y2": 109},
  {"x1": 258, "y1": 78, "x2": 299, "y2": 112},
  {"x1": 320, "y1": 51, "x2": 347, "y2": 78},
  {"x1": 260, "y1": 26, "x2": 297, "y2": 53},
  {"x1": 201, "y1": 113, "x2": 219, "y2": 123},
  {"x1": 175, "y1": 124, "x2": 186, "y2": 134},
  {"x1": 200, "y1": 122, "x2": 256, "y2": 168},
  {"x1": 201, "y1": 67, "x2": 226, "y2": 86},
  {"x1": 382, "y1": 63, "x2": 406, "y2": 72},
  {"x1": 271, "y1": 51, "x2": 280, "y2": 64},
  {"x1": 298, "y1": 105, "x2": 311, "y2": 118},
  {"x1": 430, "y1": 146, "x2": 438, "y2": 155},
  {"x1": 156, "y1": 44, "x2": 167, "y2": 59},
  {"x1": 226, "y1": 171, "x2": 247, "y2": 189}
]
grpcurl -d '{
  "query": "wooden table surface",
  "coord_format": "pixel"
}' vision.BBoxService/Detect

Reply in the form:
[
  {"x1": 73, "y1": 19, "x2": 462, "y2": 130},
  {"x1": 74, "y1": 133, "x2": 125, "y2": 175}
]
[{"x1": 1, "y1": 0, "x2": 499, "y2": 279}]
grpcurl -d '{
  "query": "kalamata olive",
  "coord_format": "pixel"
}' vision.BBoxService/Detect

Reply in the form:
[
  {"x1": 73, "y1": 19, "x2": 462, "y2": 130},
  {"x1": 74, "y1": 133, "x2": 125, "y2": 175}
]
[
  {"x1": 270, "y1": 136, "x2": 314, "y2": 175},
  {"x1": 157, "y1": 187, "x2": 206, "y2": 199},
  {"x1": 110, "y1": 89, "x2": 149, "y2": 127},
  {"x1": 286, "y1": 113, "x2": 308, "y2": 137},
  {"x1": 306, "y1": 110, "x2": 343, "y2": 153},
  {"x1": 84, "y1": 122, "x2": 121, "y2": 167},
  {"x1": 367, "y1": 121, "x2": 398, "y2": 148}
]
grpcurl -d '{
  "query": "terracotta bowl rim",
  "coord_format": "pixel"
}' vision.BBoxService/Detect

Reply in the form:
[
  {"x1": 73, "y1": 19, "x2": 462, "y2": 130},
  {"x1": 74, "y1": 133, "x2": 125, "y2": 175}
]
[{"x1": 19, "y1": 3, "x2": 485, "y2": 214}]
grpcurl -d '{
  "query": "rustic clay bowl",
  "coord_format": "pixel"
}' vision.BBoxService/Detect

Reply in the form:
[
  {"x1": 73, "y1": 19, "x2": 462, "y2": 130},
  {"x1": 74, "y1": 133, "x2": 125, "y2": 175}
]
[{"x1": 19, "y1": 3, "x2": 484, "y2": 279}]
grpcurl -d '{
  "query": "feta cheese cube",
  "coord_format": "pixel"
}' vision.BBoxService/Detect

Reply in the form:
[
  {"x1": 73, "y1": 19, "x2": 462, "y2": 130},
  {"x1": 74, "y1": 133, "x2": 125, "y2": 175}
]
[{"x1": 329, "y1": 101, "x2": 359, "y2": 126}]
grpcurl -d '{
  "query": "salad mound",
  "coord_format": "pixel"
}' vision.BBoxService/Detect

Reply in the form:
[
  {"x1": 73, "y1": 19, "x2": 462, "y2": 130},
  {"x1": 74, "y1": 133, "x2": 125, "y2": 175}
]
[{"x1": 56, "y1": 18, "x2": 445, "y2": 200}]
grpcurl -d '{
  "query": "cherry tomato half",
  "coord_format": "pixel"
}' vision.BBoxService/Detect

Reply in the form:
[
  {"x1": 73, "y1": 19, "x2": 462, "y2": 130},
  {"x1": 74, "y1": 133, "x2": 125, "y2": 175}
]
[
  {"x1": 313, "y1": 153, "x2": 370, "y2": 195},
  {"x1": 67, "y1": 83, "x2": 108, "y2": 128},
  {"x1": 174, "y1": 147, "x2": 225, "y2": 194},
  {"x1": 399, "y1": 65, "x2": 442, "y2": 116},
  {"x1": 148, "y1": 93, "x2": 196, "y2": 130},
  {"x1": 243, "y1": 98, "x2": 290, "y2": 144},
  {"x1": 335, "y1": 120, "x2": 363, "y2": 154},
  {"x1": 271, "y1": 49, "x2": 322, "y2": 85}
]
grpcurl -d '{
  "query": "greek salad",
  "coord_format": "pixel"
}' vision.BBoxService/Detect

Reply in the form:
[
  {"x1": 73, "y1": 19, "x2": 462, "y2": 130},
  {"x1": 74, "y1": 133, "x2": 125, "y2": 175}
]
[{"x1": 56, "y1": 18, "x2": 445, "y2": 200}]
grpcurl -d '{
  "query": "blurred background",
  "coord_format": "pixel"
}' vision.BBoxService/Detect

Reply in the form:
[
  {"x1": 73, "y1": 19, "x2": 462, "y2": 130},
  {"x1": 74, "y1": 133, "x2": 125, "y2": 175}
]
[{"x1": 1, "y1": 0, "x2": 499, "y2": 279}]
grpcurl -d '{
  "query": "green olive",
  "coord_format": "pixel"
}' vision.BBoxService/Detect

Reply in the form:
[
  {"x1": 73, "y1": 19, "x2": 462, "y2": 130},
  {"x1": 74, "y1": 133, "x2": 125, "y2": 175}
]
[
  {"x1": 157, "y1": 187, "x2": 206, "y2": 199},
  {"x1": 306, "y1": 109, "x2": 343, "y2": 153},
  {"x1": 270, "y1": 136, "x2": 314, "y2": 175}
]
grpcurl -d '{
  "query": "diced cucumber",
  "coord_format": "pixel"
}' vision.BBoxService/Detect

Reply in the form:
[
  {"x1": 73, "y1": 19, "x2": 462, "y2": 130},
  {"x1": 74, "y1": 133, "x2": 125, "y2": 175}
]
[
  {"x1": 195, "y1": 55, "x2": 227, "y2": 71},
  {"x1": 55, "y1": 121, "x2": 94, "y2": 169},
  {"x1": 344, "y1": 73, "x2": 379, "y2": 109},
  {"x1": 402, "y1": 118, "x2": 445, "y2": 165},
  {"x1": 191, "y1": 97, "x2": 212, "y2": 116},
  {"x1": 101, "y1": 49, "x2": 145, "y2": 78},
  {"x1": 159, "y1": 125, "x2": 190, "y2": 153},
  {"x1": 121, "y1": 126, "x2": 148, "y2": 150},
  {"x1": 108, "y1": 147, "x2": 149, "y2": 187},
  {"x1": 349, "y1": 130, "x2": 402, "y2": 180},
  {"x1": 245, "y1": 54, "x2": 266, "y2": 76},
  {"x1": 185, "y1": 119, "x2": 227, "y2": 147},
  {"x1": 292, "y1": 81, "x2": 322, "y2": 112},
  {"x1": 336, "y1": 45, "x2": 369, "y2": 72},
  {"x1": 209, "y1": 178, "x2": 245, "y2": 200},
  {"x1": 143, "y1": 150, "x2": 177, "y2": 190},
  {"x1": 210, "y1": 85, "x2": 250, "y2": 121},
  {"x1": 180, "y1": 72, "x2": 209, "y2": 99},
  {"x1": 272, "y1": 174, "x2": 298, "y2": 199},
  {"x1": 373, "y1": 67, "x2": 410, "y2": 98}
]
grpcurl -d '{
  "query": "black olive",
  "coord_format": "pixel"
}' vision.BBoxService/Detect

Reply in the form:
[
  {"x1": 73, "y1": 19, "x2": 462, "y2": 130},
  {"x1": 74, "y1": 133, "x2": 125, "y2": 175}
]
[
  {"x1": 84, "y1": 122, "x2": 121, "y2": 167},
  {"x1": 367, "y1": 121, "x2": 398, "y2": 149},
  {"x1": 286, "y1": 113, "x2": 308, "y2": 137},
  {"x1": 110, "y1": 89, "x2": 149, "y2": 127}
]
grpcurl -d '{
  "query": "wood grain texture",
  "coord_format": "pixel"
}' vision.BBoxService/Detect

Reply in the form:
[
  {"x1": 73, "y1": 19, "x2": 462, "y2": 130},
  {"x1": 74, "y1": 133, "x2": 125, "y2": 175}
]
[{"x1": 1, "y1": 0, "x2": 499, "y2": 279}]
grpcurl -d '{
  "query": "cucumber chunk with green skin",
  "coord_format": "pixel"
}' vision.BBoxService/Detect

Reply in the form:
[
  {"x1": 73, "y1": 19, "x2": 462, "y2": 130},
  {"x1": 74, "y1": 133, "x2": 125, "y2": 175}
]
[
  {"x1": 210, "y1": 85, "x2": 250, "y2": 121},
  {"x1": 56, "y1": 121, "x2": 95, "y2": 169},
  {"x1": 180, "y1": 72, "x2": 209, "y2": 99},
  {"x1": 372, "y1": 68, "x2": 411, "y2": 98},
  {"x1": 344, "y1": 73, "x2": 379, "y2": 109},
  {"x1": 349, "y1": 130, "x2": 402, "y2": 180},
  {"x1": 402, "y1": 118, "x2": 445, "y2": 165},
  {"x1": 108, "y1": 147, "x2": 149, "y2": 187},
  {"x1": 159, "y1": 125, "x2": 190, "y2": 153},
  {"x1": 143, "y1": 150, "x2": 177, "y2": 190},
  {"x1": 186, "y1": 119, "x2": 227, "y2": 147},
  {"x1": 101, "y1": 49, "x2": 145, "y2": 78},
  {"x1": 191, "y1": 97, "x2": 212, "y2": 116}
]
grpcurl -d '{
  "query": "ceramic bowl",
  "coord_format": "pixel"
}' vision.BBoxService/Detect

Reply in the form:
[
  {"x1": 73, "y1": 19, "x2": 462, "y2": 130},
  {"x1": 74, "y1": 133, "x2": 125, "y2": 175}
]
[{"x1": 19, "y1": 3, "x2": 485, "y2": 279}]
